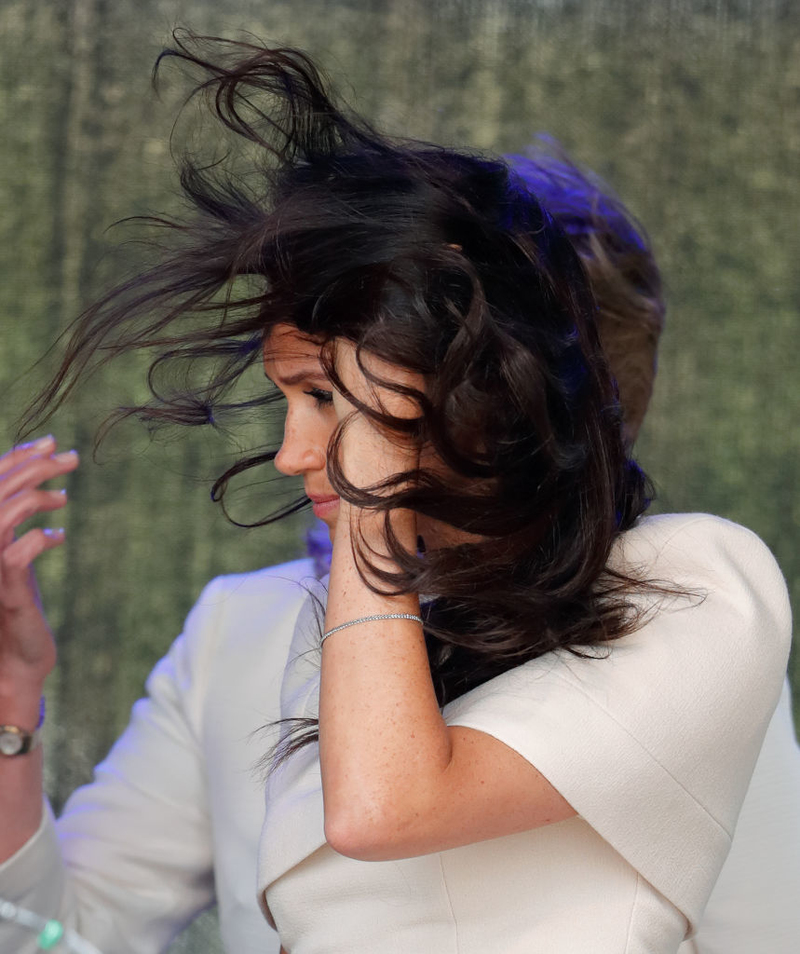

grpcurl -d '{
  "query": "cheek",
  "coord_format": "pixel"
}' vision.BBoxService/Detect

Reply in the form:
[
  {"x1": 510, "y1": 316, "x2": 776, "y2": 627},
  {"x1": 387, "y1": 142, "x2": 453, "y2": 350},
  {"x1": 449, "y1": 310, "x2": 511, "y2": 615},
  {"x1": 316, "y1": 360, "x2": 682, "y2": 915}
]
[
  {"x1": 317, "y1": 414, "x2": 338, "y2": 456},
  {"x1": 331, "y1": 388, "x2": 350, "y2": 421}
]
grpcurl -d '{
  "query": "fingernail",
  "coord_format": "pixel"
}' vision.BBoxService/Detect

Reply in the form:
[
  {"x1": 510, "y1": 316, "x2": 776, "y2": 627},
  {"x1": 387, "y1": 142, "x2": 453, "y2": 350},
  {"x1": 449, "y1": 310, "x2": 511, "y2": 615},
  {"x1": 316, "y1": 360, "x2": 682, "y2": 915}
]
[
  {"x1": 44, "y1": 527, "x2": 65, "y2": 538},
  {"x1": 54, "y1": 450, "x2": 79, "y2": 464},
  {"x1": 15, "y1": 435, "x2": 54, "y2": 452}
]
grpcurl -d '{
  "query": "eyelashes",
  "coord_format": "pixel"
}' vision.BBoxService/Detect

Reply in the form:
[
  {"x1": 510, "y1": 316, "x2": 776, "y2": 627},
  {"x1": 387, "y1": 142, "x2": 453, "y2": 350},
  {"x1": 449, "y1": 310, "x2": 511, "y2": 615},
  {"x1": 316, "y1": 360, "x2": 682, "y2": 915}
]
[{"x1": 304, "y1": 387, "x2": 334, "y2": 408}]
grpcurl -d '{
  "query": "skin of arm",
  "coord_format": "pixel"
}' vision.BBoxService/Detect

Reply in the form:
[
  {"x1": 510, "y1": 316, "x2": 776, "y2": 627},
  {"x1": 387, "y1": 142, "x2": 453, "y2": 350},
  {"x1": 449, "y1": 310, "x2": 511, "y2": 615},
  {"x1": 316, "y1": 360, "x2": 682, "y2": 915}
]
[
  {"x1": 317, "y1": 342, "x2": 575, "y2": 862},
  {"x1": 0, "y1": 436, "x2": 78, "y2": 861}
]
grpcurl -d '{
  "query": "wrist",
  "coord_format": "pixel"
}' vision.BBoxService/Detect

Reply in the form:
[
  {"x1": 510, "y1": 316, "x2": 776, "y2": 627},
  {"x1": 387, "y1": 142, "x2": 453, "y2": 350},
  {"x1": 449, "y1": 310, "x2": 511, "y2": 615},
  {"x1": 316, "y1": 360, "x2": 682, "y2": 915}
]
[
  {"x1": 0, "y1": 696, "x2": 45, "y2": 757},
  {"x1": 0, "y1": 674, "x2": 48, "y2": 727},
  {"x1": 336, "y1": 501, "x2": 417, "y2": 547}
]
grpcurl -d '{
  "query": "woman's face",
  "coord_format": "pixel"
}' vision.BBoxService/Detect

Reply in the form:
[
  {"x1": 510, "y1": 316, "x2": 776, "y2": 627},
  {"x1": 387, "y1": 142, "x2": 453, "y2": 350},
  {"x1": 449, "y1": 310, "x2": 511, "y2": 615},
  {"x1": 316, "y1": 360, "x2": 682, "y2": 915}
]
[
  {"x1": 263, "y1": 324, "x2": 340, "y2": 538},
  {"x1": 263, "y1": 323, "x2": 472, "y2": 551}
]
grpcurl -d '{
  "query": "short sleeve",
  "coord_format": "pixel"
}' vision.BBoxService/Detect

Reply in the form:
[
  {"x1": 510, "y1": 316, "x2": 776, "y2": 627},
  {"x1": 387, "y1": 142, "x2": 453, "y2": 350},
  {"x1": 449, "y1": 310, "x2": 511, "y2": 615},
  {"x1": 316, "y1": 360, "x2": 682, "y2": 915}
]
[{"x1": 443, "y1": 514, "x2": 792, "y2": 931}]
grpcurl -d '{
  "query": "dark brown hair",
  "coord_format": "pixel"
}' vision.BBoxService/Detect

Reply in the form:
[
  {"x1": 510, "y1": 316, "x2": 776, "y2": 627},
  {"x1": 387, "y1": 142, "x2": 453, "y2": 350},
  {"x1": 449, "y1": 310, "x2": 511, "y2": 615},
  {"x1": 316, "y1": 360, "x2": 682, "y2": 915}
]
[
  {"x1": 26, "y1": 34, "x2": 653, "y2": 711},
  {"x1": 510, "y1": 141, "x2": 664, "y2": 445}
]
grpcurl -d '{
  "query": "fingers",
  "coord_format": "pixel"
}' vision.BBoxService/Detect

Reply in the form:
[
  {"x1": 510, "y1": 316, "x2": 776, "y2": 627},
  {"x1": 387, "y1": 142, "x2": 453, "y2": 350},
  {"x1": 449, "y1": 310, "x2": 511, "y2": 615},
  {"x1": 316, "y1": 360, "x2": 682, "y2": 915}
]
[
  {"x1": 0, "y1": 438, "x2": 76, "y2": 551},
  {"x1": 0, "y1": 451, "x2": 78, "y2": 503},
  {"x1": 0, "y1": 441, "x2": 79, "y2": 504},
  {"x1": 2, "y1": 488, "x2": 68, "y2": 526},
  {"x1": 0, "y1": 435, "x2": 56, "y2": 477},
  {"x1": 0, "y1": 528, "x2": 65, "y2": 609},
  {"x1": 0, "y1": 488, "x2": 68, "y2": 551}
]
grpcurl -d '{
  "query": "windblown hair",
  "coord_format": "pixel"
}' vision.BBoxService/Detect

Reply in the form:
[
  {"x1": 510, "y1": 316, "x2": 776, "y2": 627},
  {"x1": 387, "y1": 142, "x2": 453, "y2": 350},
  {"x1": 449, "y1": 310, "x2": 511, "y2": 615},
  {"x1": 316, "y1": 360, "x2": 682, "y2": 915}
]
[
  {"x1": 26, "y1": 34, "x2": 653, "y2": 711},
  {"x1": 510, "y1": 142, "x2": 665, "y2": 444}
]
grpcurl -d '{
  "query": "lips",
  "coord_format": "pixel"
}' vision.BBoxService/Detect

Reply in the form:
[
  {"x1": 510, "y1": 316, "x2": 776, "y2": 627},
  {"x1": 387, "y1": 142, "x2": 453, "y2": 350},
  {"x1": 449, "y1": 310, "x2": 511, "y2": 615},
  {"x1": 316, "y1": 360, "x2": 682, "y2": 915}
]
[
  {"x1": 308, "y1": 493, "x2": 339, "y2": 520},
  {"x1": 307, "y1": 493, "x2": 338, "y2": 504}
]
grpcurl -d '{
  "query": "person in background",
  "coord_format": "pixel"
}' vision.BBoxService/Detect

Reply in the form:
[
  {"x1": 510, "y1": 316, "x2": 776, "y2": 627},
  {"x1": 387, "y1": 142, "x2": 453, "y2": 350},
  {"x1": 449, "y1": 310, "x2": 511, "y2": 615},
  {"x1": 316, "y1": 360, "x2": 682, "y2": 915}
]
[
  {"x1": 0, "y1": 44, "x2": 796, "y2": 953},
  {"x1": 510, "y1": 138, "x2": 663, "y2": 448}
]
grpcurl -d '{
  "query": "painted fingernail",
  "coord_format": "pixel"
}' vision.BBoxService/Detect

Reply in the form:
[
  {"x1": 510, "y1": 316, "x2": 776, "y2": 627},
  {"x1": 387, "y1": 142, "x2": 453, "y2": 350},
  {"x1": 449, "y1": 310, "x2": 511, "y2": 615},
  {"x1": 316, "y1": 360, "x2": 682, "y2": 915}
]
[
  {"x1": 43, "y1": 527, "x2": 65, "y2": 538},
  {"x1": 14, "y1": 435, "x2": 54, "y2": 452},
  {"x1": 53, "y1": 450, "x2": 79, "y2": 464}
]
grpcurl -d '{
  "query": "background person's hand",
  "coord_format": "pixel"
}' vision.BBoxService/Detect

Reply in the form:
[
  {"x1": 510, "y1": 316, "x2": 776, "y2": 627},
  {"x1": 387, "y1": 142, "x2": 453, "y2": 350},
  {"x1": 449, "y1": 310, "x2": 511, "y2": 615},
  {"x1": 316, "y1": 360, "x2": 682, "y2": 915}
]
[{"x1": 0, "y1": 436, "x2": 77, "y2": 690}]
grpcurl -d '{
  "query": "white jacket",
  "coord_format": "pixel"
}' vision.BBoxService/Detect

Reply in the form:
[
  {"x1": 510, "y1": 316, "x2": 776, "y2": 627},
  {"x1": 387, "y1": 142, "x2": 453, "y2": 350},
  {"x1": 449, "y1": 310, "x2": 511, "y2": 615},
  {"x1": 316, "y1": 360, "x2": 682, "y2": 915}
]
[{"x1": 2, "y1": 520, "x2": 799, "y2": 952}]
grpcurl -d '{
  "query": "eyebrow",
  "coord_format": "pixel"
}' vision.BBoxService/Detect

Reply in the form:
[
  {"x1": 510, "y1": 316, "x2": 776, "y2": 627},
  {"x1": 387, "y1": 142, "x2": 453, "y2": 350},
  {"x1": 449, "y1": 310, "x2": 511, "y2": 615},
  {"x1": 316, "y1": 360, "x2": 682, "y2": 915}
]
[{"x1": 264, "y1": 368, "x2": 330, "y2": 388}]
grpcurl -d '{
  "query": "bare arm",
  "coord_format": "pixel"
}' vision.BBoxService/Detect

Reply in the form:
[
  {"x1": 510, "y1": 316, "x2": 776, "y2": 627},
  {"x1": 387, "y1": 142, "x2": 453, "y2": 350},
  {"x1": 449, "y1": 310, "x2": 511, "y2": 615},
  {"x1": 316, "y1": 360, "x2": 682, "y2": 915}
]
[
  {"x1": 0, "y1": 436, "x2": 77, "y2": 861},
  {"x1": 317, "y1": 345, "x2": 574, "y2": 862}
]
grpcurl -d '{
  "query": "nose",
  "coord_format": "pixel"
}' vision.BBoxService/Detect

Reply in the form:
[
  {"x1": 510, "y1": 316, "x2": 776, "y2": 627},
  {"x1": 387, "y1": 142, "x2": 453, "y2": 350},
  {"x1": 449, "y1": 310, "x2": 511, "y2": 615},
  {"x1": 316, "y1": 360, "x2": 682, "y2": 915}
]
[{"x1": 274, "y1": 414, "x2": 327, "y2": 477}]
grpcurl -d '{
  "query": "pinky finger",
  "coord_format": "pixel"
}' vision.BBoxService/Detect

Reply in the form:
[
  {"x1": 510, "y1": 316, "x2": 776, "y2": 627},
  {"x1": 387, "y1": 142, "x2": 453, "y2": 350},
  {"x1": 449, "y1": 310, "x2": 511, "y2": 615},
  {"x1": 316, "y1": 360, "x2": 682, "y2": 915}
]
[
  {"x1": 41, "y1": 527, "x2": 66, "y2": 549},
  {"x1": 1, "y1": 527, "x2": 65, "y2": 577}
]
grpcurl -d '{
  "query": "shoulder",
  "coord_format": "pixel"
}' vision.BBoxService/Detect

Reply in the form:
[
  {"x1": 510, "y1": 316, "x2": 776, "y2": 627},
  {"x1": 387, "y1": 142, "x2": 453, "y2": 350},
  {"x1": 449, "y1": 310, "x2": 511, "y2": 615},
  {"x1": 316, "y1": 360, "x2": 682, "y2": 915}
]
[
  {"x1": 196, "y1": 556, "x2": 321, "y2": 607},
  {"x1": 149, "y1": 557, "x2": 321, "y2": 729},
  {"x1": 446, "y1": 513, "x2": 792, "y2": 929},
  {"x1": 170, "y1": 557, "x2": 321, "y2": 678},
  {"x1": 616, "y1": 512, "x2": 788, "y2": 592},
  {"x1": 614, "y1": 513, "x2": 791, "y2": 649},
  {"x1": 185, "y1": 556, "x2": 322, "y2": 638}
]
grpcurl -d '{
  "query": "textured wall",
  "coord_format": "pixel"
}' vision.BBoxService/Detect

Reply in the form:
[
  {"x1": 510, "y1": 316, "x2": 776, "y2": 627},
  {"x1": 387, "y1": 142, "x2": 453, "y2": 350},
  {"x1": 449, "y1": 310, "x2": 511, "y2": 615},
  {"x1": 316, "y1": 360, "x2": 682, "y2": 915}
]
[{"x1": 1, "y1": 2, "x2": 797, "y2": 950}]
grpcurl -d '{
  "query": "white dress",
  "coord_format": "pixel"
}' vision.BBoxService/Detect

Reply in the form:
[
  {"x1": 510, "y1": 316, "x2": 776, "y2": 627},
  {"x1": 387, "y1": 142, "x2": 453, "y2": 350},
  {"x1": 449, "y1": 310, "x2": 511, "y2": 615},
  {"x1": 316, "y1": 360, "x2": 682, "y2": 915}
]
[{"x1": 258, "y1": 514, "x2": 792, "y2": 953}]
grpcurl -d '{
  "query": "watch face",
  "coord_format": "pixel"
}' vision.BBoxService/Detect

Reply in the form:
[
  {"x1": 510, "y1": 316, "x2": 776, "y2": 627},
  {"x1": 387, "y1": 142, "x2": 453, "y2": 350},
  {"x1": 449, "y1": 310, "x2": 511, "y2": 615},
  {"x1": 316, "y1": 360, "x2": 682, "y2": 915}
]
[{"x1": 0, "y1": 730, "x2": 23, "y2": 756}]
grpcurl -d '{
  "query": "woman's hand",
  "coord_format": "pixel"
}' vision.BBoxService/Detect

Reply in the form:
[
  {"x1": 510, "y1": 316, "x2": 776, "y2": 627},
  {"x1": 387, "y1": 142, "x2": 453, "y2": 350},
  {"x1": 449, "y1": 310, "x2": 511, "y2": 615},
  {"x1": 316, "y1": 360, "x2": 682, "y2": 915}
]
[
  {"x1": 0, "y1": 435, "x2": 76, "y2": 861},
  {"x1": 331, "y1": 340, "x2": 422, "y2": 492},
  {"x1": 0, "y1": 436, "x2": 77, "y2": 694},
  {"x1": 330, "y1": 341, "x2": 422, "y2": 550}
]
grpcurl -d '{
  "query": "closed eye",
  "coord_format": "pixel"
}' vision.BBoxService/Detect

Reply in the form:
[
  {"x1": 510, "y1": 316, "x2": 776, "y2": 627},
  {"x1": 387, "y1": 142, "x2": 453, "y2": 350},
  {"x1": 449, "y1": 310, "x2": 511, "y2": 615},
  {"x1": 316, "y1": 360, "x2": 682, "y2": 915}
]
[{"x1": 304, "y1": 387, "x2": 334, "y2": 408}]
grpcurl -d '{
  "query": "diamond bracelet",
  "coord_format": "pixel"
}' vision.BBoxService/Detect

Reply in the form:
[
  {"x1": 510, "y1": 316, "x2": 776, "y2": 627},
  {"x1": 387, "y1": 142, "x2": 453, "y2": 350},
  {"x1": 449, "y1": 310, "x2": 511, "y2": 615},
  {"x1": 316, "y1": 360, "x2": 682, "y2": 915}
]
[{"x1": 321, "y1": 613, "x2": 424, "y2": 644}]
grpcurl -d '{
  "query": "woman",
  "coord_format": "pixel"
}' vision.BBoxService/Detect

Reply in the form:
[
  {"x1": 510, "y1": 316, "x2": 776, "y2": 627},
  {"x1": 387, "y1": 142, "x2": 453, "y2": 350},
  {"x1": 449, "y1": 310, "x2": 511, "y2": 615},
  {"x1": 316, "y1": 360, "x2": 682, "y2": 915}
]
[{"x1": 1, "y1": 37, "x2": 791, "y2": 953}]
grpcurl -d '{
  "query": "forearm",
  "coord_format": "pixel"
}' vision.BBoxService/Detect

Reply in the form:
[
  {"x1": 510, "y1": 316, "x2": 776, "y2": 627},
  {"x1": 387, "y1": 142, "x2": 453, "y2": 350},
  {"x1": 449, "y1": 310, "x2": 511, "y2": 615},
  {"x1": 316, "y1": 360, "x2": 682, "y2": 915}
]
[
  {"x1": 318, "y1": 507, "x2": 452, "y2": 857},
  {"x1": 0, "y1": 438, "x2": 75, "y2": 862},
  {"x1": 0, "y1": 674, "x2": 46, "y2": 860},
  {"x1": 315, "y1": 346, "x2": 574, "y2": 860}
]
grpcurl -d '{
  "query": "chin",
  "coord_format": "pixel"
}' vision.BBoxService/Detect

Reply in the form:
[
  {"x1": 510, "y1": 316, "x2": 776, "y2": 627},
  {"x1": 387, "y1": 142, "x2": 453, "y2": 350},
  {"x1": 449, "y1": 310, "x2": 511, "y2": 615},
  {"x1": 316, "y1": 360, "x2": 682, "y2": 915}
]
[{"x1": 318, "y1": 517, "x2": 335, "y2": 543}]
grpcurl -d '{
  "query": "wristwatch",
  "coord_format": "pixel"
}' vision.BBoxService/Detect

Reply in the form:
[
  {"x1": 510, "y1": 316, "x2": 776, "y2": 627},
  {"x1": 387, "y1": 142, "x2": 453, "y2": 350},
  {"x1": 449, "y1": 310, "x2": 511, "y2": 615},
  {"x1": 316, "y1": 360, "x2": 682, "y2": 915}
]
[{"x1": 0, "y1": 697, "x2": 45, "y2": 757}]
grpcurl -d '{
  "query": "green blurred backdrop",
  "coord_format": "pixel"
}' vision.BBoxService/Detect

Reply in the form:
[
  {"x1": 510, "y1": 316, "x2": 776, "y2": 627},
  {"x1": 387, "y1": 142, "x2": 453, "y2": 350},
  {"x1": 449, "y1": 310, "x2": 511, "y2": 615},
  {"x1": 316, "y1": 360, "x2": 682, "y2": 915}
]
[{"x1": 1, "y1": 1, "x2": 798, "y2": 951}]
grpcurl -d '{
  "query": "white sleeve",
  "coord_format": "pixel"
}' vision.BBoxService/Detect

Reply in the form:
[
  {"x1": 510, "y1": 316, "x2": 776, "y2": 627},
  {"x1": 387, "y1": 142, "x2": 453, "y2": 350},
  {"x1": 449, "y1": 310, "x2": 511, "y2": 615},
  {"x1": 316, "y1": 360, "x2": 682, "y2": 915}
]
[
  {"x1": 0, "y1": 804, "x2": 68, "y2": 952},
  {"x1": 0, "y1": 576, "x2": 230, "y2": 954},
  {"x1": 443, "y1": 514, "x2": 792, "y2": 933},
  {"x1": 686, "y1": 679, "x2": 800, "y2": 954}
]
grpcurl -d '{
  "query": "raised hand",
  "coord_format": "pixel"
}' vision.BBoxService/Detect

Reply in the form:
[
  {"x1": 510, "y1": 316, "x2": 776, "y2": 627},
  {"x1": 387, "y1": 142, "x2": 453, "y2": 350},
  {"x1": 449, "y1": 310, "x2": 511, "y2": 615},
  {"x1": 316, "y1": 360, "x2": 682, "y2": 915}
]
[
  {"x1": 330, "y1": 341, "x2": 422, "y2": 550},
  {"x1": 331, "y1": 341, "x2": 422, "y2": 491},
  {"x1": 0, "y1": 436, "x2": 77, "y2": 689}
]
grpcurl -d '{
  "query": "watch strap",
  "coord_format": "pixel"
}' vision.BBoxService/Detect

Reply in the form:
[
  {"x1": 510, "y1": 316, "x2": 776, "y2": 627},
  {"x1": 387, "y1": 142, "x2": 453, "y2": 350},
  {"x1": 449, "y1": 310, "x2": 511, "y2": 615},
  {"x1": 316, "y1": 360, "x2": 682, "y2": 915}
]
[{"x1": 0, "y1": 697, "x2": 45, "y2": 757}]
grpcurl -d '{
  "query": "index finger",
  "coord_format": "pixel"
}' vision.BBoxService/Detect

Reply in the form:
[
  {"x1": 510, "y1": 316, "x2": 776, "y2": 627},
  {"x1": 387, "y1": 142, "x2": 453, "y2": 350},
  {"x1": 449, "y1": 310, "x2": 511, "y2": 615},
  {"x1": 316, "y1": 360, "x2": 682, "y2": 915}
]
[{"x1": 0, "y1": 436, "x2": 56, "y2": 477}]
